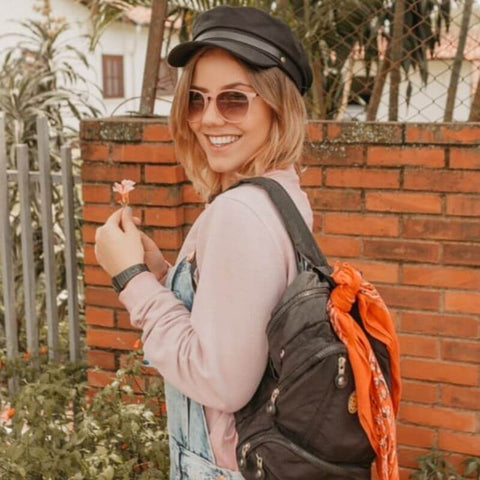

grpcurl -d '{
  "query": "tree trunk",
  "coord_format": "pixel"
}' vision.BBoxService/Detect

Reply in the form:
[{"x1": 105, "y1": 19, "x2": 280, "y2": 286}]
[
  {"x1": 469, "y1": 72, "x2": 480, "y2": 121},
  {"x1": 336, "y1": 50, "x2": 355, "y2": 120},
  {"x1": 388, "y1": 0, "x2": 406, "y2": 121},
  {"x1": 140, "y1": 0, "x2": 168, "y2": 116},
  {"x1": 444, "y1": 0, "x2": 474, "y2": 122},
  {"x1": 366, "y1": 46, "x2": 391, "y2": 121}
]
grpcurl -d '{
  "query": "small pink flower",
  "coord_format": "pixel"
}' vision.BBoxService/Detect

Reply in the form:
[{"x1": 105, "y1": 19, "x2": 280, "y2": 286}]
[{"x1": 113, "y1": 179, "x2": 136, "y2": 206}]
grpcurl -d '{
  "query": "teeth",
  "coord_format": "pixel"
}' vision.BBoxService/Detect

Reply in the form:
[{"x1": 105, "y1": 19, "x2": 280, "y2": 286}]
[{"x1": 207, "y1": 135, "x2": 241, "y2": 146}]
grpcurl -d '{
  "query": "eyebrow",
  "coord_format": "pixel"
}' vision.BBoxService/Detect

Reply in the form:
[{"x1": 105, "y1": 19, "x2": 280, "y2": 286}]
[{"x1": 190, "y1": 82, "x2": 253, "y2": 92}]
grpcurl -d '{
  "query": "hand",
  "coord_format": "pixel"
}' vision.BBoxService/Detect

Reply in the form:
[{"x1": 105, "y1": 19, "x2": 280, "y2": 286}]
[
  {"x1": 94, "y1": 207, "x2": 145, "y2": 277},
  {"x1": 131, "y1": 217, "x2": 169, "y2": 281}
]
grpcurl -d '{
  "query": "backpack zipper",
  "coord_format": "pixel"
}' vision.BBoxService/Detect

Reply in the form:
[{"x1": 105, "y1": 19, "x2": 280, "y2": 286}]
[
  {"x1": 265, "y1": 343, "x2": 346, "y2": 416},
  {"x1": 268, "y1": 287, "x2": 329, "y2": 334}
]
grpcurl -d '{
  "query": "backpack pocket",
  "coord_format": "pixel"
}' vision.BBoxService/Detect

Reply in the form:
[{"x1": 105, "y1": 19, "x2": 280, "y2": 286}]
[{"x1": 237, "y1": 429, "x2": 371, "y2": 480}]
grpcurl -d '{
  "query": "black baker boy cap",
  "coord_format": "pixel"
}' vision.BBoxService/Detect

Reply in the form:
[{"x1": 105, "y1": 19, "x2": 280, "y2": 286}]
[{"x1": 167, "y1": 6, "x2": 313, "y2": 96}]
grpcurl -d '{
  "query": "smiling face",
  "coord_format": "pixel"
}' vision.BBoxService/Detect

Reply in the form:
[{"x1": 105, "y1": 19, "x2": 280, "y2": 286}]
[{"x1": 188, "y1": 48, "x2": 273, "y2": 189}]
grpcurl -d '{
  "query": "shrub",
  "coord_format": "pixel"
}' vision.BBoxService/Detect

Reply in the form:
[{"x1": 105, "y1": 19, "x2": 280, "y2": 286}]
[{"x1": 0, "y1": 351, "x2": 169, "y2": 479}]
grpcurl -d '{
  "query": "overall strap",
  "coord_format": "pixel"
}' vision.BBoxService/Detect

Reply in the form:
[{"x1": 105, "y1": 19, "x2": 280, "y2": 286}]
[{"x1": 226, "y1": 177, "x2": 333, "y2": 280}]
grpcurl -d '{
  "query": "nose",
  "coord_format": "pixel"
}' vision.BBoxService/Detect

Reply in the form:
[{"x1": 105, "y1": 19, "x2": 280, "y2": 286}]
[{"x1": 201, "y1": 96, "x2": 225, "y2": 125}]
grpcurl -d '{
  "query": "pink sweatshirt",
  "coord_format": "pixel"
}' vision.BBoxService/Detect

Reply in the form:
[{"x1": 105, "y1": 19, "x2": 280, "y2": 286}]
[{"x1": 119, "y1": 166, "x2": 313, "y2": 470}]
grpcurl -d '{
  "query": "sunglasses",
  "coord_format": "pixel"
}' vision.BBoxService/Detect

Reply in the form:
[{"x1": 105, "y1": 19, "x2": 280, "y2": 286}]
[{"x1": 187, "y1": 89, "x2": 259, "y2": 123}]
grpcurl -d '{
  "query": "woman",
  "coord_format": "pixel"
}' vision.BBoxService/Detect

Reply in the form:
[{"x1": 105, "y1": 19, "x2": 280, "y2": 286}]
[{"x1": 95, "y1": 6, "x2": 314, "y2": 478}]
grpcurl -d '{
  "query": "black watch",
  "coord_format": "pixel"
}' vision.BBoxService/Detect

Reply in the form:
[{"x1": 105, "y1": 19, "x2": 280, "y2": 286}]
[{"x1": 112, "y1": 263, "x2": 149, "y2": 293}]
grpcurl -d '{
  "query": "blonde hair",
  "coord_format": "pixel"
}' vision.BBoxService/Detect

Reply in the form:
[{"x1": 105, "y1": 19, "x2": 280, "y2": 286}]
[{"x1": 169, "y1": 47, "x2": 307, "y2": 201}]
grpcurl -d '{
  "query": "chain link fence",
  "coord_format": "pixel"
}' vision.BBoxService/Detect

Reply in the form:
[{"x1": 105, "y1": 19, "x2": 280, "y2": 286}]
[{"x1": 163, "y1": 0, "x2": 480, "y2": 122}]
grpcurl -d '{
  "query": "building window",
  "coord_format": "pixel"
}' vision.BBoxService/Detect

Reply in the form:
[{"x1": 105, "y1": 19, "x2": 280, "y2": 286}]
[
  {"x1": 156, "y1": 58, "x2": 177, "y2": 96},
  {"x1": 102, "y1": 55, "x2": 124, "y2": 98}
]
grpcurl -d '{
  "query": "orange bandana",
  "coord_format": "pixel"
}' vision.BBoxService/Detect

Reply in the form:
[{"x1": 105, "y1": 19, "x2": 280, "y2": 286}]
[{"x1": 327, "y1": 262, "x2": 401, "y2": 480}]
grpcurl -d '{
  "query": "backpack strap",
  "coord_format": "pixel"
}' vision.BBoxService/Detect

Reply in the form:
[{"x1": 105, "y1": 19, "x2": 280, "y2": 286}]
[{"x1": 225, "y1": 177, "x2": 333, "y2": 280}]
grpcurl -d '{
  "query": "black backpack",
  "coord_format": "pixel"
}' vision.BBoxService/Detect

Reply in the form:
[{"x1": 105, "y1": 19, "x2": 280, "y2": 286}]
[{"x1": 226, "y1": 177, "x2": 394, "y2": 480}]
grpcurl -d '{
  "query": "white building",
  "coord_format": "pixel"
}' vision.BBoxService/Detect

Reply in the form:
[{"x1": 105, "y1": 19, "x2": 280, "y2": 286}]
[{"x1": 0, "y1": 0, "x2": 179, "y2": 121}]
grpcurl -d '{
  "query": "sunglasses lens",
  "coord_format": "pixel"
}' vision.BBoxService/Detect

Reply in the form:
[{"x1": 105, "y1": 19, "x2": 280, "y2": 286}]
[
  {"x1": 188, "y1": 90, "x2": 205, "y2": 122},
  {"x1": 217, "y1": 91, "x2": 249, "y2": 122}
]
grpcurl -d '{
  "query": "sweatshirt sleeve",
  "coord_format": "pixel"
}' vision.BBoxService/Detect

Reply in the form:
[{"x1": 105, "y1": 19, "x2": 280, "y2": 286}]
[{"x1": 119, "y1": 195, "x2": 289, "y2": 412}]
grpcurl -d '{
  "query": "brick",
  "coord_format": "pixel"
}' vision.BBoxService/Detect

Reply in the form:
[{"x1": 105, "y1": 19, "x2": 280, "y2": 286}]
[
  {"x1": 300, "y1": 167, "x2": 322, "y2": 187},
  {"x1": 324, "y1": 213, "x2": 399, "y2": 236},
  {"x1": 441, "y1": 339, "x2": 480, "y2": 363},
  {"x1": 367, "y1": 146, "x2": 445, "y2": 168},
  {"x1": 111, "y1": 144, "x2": 176, "y2": 163},
  {"x1": 401, "y1": 358, "x2": 478, "y2": 386},
  {"x1": 304, "y1": 144, "x2": 364, "y2": 166},
  {"x1": 85, "y1": 307, "x2": 114, "y2": 328},
  {"x1": 184, "y1": 205, "x2": 203, "y2": 225},
  {"x1": 87, "y1": 369, "x2": 116, "y2": 387},
  {"x1": 327, "y1": 122, "x2": 403, "y2": 144},
  {"x1": 396, "y1": 424, "x2": 436, "y2": 448},
  {"x1": 363, "y1": 239, "x2": 440, "y2": 263},
  {"x1": 151, "y1": 228, "x2": 184, "y2": 250},
  {"x1": 397, "y1": 446, "x2": 429, "y2": 470},
  {"x1": 84, "y1": 244, "x2": 98, "y2": 266},
  {"x1": 365, "y1": 192, "x2": 442, "y2": 214},
  {"x1": 82, "y1": 184, "x2": 111, "y2": 203},
  {"x1": 377, "y1": 285, "x2": 440, "y2": 311},
  {"x1": 405, "y1": 124, "x2": 480, "y2": 144},
  {"x1": 404, "y1": 217, "x2": 480, "y2": 242},
  {"x1": 443, "y1": 243, "x2": 480, "y2": 266},
  {"x1": 315, "y1": 235, "x2": 361, "y2": 258},
  {"x1": 404, "y1": 169, "x2": 480, "y2": 193},
  {"x1": 119, "y1": 354, "x2": 157, "y2": 376},
  {"x1": 401, "y1": 312, "x2": 478, "y2": 337},
  {"x1": 87, "y1": 350, "x2": 116, "y2": 370},
  {"x1": 129, "y1": 185, "x2": 183, "y2": 207},
  {"x1": 80, "y1": 142, "x2": 109, "y2": 162},
  {"x1": 142, "y1": 124, "x2": 172, "y2": 142},
  {"x1": 313, "y1": 213, "x2": 323, "y2": 232},
  {"x1": 305, "y1": 122, "x2": 324, "y2": 142},
  {"x1": 307, "y1": 189, "x2": 362, "y2": 211},
  {"x1": 163, "y1": 250, "x2": 178, "y2": 265},
  {"x1": 144, "y1": 207, "x2": 184, "y2": 227},
  {"x1": 399, "y1": 403, "x2": 476, "y2": 432},
  {"x1": 438, "y1": 431, "x2": 480, "y2": 457},
  {"x1": 440, "y1": 385, "x2": 480, "y2": 410},
  {"x1": 145, "y1": 164, "x2": 185, "y2": 184},
  {"x1": 401, "y1": 380, "x2": 437, "y2": 404},
  {"x1": 325, "y1": 168, "x2": 400, "y2": 189},
  {"x1": 81, "y1": 163, "x2": 141, "y2": 182},
  {"x1": 87, "y1": 327, "x2": 140, "y2": 350},
  {"x1": 82, "y1": 205, "x2": 116, "y2": 224},
  {"x1": 446, "y1": 195, "x2": 480, "y2": 217},
  {"x1": 398, "y1": 334, "x2": 438, "y2": 358},
  {"x1": 351, "y1": 260, "x2": 399, "y2": 283},
  {"x1": 445, "y1": 291, "x2": 480, "y2": 315},
  {"x1": 84, "y1": 266, "x2": 110, "y2": 286},
  {"x1": 402, "y1": 265, "x2": 480, "y2": 290},
  {"x1": 82, "y1": 224, "x2": 97, "y2": 243},
  {"x1": 117, "y1": 311, "x2": 139, "y2": 331},
  {"x1": 182, "y1": 184, "x2": 203, "y2": 204},
  {"x1": 449, "y1": 147, "x2": 480, "y2": 169},
  {"x1": 84, "y1": 287, "x2": 122, "y2": 308}
]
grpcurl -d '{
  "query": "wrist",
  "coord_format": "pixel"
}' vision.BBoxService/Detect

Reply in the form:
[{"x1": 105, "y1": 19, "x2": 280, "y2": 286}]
[{"x1": 112, "y1": 263, "x2": 150, "y2": 293}]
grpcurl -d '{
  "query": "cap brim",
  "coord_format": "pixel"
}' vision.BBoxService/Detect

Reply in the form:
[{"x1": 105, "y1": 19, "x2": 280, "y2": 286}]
[{"x1": 167, "y1": 38, "x2": 278, "y2": 70}]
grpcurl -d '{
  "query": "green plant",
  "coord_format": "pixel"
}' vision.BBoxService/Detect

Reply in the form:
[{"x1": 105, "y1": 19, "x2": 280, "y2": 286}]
[
  {"x1": 410, "y1": 451, "x2": 480, "y2": 480},
  {"x1": 0, "y1": 350, "x2": 169, "y2": 479}
]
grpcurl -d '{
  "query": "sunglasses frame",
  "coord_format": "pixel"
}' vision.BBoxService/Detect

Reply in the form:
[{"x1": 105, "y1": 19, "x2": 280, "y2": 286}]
[{"x1": 187, "y1": 89, "x2": 260, "y2": 124}]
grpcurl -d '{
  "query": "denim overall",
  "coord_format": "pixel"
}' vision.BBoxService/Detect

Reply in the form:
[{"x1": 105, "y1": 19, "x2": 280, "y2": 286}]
[{"x1": 163, "y1": 256, "x2": 246, "y2": 480}]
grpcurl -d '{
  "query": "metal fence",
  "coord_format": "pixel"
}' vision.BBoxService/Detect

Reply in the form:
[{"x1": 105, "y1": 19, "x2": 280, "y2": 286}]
[
  {"x1": 0, "y1": 114, "x2": 81, "y2": 365},
  {"x1": 161, "y1": 0, "x2": 480, "y2": 122}
]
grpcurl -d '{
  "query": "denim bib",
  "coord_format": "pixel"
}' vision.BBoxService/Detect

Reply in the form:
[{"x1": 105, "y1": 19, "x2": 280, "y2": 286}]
[{"x1": 162, "y1": 257, "x2": 245, "y2": 480}]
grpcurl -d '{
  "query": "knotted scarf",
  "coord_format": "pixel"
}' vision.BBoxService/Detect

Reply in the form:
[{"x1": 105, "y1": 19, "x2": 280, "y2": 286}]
[{"x1": 326, "y1": 262, "x2": 401, "y2": 480}]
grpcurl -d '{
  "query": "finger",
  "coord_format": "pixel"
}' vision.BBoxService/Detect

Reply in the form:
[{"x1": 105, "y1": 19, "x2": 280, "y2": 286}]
[
  {"x1": 121, "y1": 206, "x2": 137, "y2": 232},
  {"x1": 105, "y1": 208, "x2": 123, "y2": 226},
  {"x1": 140, "y1": 231, "x2": 158, "y2": 250}
]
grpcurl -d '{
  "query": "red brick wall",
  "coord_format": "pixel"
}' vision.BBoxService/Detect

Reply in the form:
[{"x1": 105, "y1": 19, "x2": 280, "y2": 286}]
[{"x1": 80, "y1": 118, "x2": 480, "y2": 477}]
